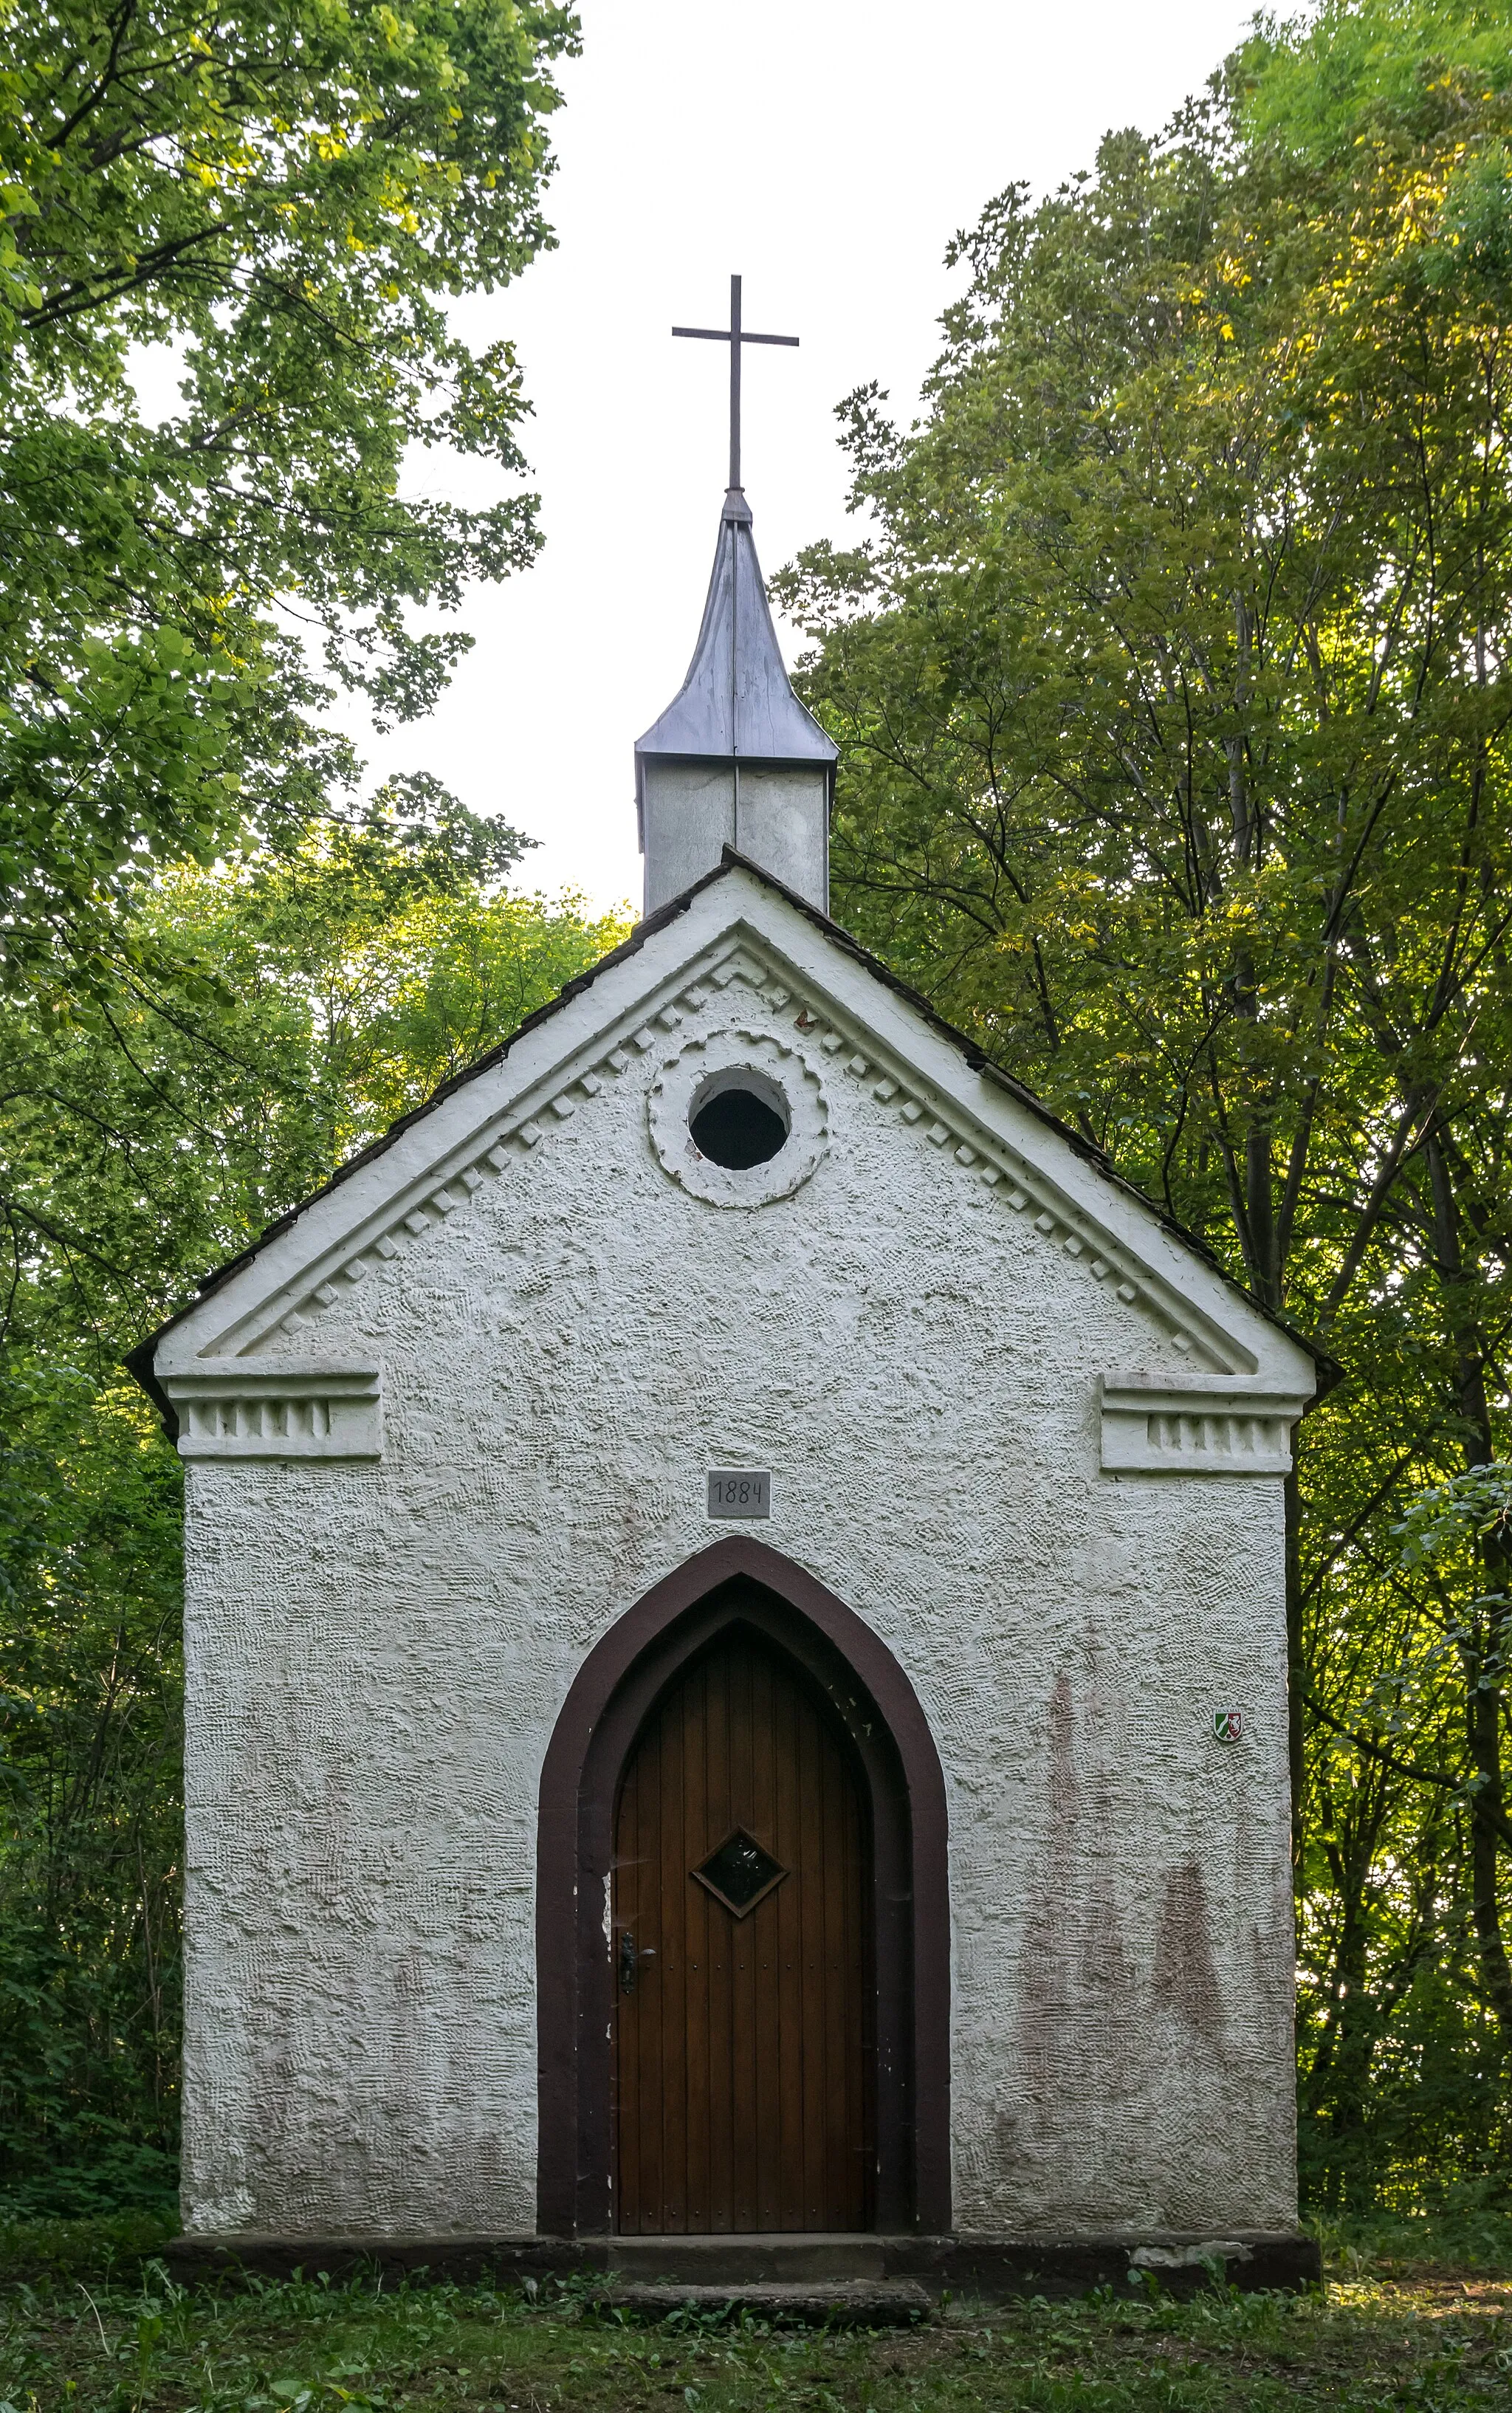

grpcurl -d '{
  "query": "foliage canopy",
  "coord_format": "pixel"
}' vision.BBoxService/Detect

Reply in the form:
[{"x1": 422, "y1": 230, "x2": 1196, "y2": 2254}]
[{"x1": 0, "y1": 0, "x2": 577, "y2": 1003}]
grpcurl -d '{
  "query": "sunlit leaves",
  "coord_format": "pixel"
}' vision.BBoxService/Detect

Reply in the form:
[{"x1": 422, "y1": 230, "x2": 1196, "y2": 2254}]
[{"x1": 0, "y1": 0, "x2": 579, "y2": 1004}]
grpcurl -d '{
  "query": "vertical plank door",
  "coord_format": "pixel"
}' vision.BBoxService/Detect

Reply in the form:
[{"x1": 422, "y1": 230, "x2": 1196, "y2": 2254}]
[{"x1": 612, "y1": 1628, "x2": 873, "y2": 2234}]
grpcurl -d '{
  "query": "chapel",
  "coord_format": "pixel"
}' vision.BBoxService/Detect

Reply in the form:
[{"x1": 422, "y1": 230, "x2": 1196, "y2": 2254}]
[{"x1": 134, "y1": 299, "x2": 1326, "y2": 2296}]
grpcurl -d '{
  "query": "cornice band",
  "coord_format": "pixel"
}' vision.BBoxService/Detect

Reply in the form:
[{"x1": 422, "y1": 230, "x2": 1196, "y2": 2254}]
[
  {"x1": 161, "y1": 1362, "x2": 382, "y2": 1461},
  {"x1": 1100, "y1": 1379, "x2": 1309, "y2": 1476}
]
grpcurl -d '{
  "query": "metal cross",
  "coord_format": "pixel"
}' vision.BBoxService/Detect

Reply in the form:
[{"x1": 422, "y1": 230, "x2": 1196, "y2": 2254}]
[{"x1": 673, "y1": 274, "x2": 799, "y2": 492}]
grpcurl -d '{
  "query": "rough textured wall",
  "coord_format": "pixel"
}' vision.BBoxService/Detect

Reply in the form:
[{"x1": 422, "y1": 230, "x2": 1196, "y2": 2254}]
[{"x1": 176, "y1": 972, "x2": 1296, "y2": 2242}]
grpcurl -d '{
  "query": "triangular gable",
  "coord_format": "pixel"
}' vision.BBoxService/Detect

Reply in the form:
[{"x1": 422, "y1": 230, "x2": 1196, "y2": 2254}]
[{"x1": 134, "y1": 854, "x2": 1330, "y2": 1472}]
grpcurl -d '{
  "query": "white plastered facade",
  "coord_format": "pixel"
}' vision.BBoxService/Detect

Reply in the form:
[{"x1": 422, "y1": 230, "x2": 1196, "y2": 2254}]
[{"x1": 151, "y1": 863, "x2": 1317, "y2": 2245}]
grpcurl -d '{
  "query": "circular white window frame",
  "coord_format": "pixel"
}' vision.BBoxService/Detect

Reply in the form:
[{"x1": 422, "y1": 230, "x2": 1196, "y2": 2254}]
[{"x1": 647, "y1": 1026, "x2": 829, "y2": 1207}]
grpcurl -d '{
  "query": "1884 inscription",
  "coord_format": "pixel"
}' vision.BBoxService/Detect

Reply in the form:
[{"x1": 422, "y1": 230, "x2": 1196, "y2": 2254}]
[{"x1": 707, "y1": 1469, "x2": 772, "y2": 1519}]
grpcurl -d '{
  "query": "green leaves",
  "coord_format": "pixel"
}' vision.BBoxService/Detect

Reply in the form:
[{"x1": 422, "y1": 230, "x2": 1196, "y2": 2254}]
[
  {"x1": 0, "y1": 0, "x2": 578, "y2": 1005},
  {"x1": 1398, "y1": 1463, "x2": 1512, "y2": 1576},
  {"x1": 0, "y1": 1356, "x2": 185, "y2": 2209},
  {"x1": 1235, "y1": 2, "x2": 1512, "y2": 166},
  {"x1": 1, "y1": 819, "x2": 627, "y2": 1357}
]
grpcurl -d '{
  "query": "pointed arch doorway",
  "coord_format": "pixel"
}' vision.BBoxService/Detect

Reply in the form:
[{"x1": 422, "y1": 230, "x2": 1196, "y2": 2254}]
[{"x1": 536, "y1": 1540, "x2": 951, "y2": 2238}]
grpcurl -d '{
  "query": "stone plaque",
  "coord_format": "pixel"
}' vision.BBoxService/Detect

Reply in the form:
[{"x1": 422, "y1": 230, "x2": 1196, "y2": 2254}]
[{"x1": 707, "y1": 1469, "x2": 771, "y2": 1519}]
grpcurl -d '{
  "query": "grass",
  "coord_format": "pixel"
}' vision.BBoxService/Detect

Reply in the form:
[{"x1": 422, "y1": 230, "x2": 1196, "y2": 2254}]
[
  {"x1": 0, "y1": 2213, "x2": 178, "y2": 2292},
  {"x1": 1310, "y1": 2199, "x2": 1512, "y2": 2281},
  {"x1": 1, "y1": 2229, "x2": 1511, "y2": 2413}
]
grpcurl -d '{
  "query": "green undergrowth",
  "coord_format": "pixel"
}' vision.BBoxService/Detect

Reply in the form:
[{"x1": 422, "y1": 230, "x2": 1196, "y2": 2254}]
[
  {"x1": 1310, "y1": 2189, "x2": 1512, "y2": 2279},
  {"x1": 0, "y1": 2209, "x2": 177, "y2": 2288},
  {"x1": 2, "y1": 2258, "x2": 1511, "y2": 2413}
]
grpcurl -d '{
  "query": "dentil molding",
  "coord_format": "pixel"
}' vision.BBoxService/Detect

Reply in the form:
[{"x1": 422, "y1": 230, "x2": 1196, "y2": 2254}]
[
  {"x1": 1100, "y1": 1377, "x2": 1308, "y2": 1476},
  {"x1": 161, "y1": 1361, "x2": 382, "y2": 1461}
]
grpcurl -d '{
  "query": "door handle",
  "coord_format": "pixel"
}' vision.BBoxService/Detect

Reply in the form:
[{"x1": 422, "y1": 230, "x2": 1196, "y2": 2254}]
[{"x1": 619, "y1": 1931, "x2": 655, "y2": 1993}]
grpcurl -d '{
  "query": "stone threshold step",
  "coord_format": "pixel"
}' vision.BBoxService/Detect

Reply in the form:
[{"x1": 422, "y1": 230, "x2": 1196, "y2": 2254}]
[
  {"x1": 601, "y1": 2234, "x2": 907, "y2": 2283},
  {"x1": 591, "y1": 2279, "x2": 931, "y2": 2325}
]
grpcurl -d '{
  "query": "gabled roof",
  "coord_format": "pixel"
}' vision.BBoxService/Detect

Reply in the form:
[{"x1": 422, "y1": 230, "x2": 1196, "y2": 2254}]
[
  {"x1": 128, "y1": 850, "x2": 1337, "y2": 1429},
  {"x1": 634, "y1": 490, "x2": 837, "y2": 801}
]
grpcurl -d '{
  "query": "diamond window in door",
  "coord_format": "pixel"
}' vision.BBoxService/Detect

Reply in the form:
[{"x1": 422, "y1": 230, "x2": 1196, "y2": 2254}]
[{"x1": 692, "y1": 1827, "x2": 788, "y2": 1918}]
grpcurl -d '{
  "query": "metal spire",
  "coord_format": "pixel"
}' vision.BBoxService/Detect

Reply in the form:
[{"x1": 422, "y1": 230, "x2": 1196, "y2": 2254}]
[{"x1": 633, "y1": 482, "x2": 835, "y2": 774}]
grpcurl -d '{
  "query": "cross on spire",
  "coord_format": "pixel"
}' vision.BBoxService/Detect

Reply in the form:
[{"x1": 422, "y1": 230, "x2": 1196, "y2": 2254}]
[{"x1": 673, "y1": 274, "x2": 799, "y2": 493}]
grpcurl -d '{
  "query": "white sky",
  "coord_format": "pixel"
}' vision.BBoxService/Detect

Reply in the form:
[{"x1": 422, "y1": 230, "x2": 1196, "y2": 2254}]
[{"x1": 328, "y1": 0, "x2": 1260, "y2": 916}]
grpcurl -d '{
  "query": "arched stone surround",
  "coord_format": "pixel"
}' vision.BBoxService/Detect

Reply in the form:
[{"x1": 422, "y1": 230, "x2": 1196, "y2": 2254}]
[{"x1": 535, "y1": 1537, "x2": 951, "y2": 2237}]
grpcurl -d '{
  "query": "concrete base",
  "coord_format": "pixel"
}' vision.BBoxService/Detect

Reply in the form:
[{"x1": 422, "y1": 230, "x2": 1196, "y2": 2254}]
[{"x1": 166, "y1": 2228, "x2": 1321, "y2": 2304}]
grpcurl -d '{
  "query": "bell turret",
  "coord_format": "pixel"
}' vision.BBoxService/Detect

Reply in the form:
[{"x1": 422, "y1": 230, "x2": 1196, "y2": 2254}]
[
  {"x1": 636, "y1": 277, "x2": 837, "y2": 916},
  {"x1": 634, "y1": 484, "x2": 836, "y2": 916}
]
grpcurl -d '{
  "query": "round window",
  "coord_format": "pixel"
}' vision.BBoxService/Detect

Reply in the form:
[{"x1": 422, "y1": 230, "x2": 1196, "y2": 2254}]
[
  {"x1": 647, "y1": 1028, "x2": 828, "y2": 1207},
  {"x1": 688, "y1": 1068, "x2": 791, "y2": 1169}
]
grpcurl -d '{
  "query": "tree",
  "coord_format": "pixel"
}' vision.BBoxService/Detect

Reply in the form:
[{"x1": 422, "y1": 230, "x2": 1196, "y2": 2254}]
[
  {"x1": 777, "y1": 0, "x2": 1512, "y2": 2195},
  {"x1": 0, "y1": 1357, "x2": 184, "y2": 2215},
  {"x1": 0, "y1": 0, "x2": 577, "y2": 1005}
]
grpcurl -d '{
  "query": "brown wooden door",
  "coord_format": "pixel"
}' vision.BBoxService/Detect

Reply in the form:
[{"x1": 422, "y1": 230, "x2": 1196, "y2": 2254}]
[{"x1": 612, "y1": 1627, "x2": 873, "y2": 2234}]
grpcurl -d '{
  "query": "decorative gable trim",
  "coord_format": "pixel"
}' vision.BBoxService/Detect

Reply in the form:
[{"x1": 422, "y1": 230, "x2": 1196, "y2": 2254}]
[
  {"x1": 147, "y1": 879, "x2": 1319, "y2": 1471},
  {"x1": 198, "y1": 929, "x2": 1251, "y2": 1382},
  {"x1": 162, "y1": 1362, "x2": 382, "y2": 1461},
  {"x1": 1100, "y1": 1379, "x2": 1307, "y2": 1477}
]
